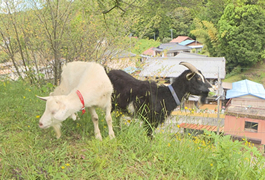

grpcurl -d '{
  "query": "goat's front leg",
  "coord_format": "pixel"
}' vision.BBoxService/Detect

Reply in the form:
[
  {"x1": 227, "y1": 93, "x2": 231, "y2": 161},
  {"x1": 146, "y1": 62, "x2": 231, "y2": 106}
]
[
  {"x1": 71, "y1": 113, "x2": 79, "y2": 121},
  {"x1": 88, "y1": 107, "x2": 102, "y2": 140},
  {"x1": 105, "y1": 103, "x2": 115, "y2": 139},
  {"x1": 52, "y1": 123, "x2": 62, "y2": 139}
]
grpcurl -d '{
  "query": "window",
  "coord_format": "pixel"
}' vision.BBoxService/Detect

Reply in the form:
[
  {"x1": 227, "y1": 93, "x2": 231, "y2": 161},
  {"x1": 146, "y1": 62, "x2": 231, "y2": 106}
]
[{"x1": 244, "y1": 121, "x2": 258, "y2": 132}]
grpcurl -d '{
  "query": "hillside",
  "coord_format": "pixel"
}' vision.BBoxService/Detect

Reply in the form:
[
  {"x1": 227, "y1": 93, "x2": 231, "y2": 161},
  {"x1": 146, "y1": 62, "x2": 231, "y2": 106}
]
[
  {"x1": 1, "y1": 80, "x2": 265, "y2": 179},
  {"x1": 224, "y1": 61, "x2": 265, "y2": 86}
]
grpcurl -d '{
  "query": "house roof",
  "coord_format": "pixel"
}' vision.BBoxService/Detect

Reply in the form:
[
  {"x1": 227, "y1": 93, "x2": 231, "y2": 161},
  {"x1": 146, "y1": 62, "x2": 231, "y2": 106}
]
[
  {"x1": 226, "y1": 79, "x2": 265, "y2": 99},
  {"x1": 189, "y1": 45, "x2": 204, "y2": 49},
  {"x1": 153, "y1": 43, "x2": 191, "y2": 53},
  {"x1": 139, "y1": 57, "x2": 226, "y2": 79},
  {"x1": 226, "y1": 105, "x2": 265, "y2": 119},
  {"x1": 123, "y1": 66, "x2": 139, "y2": 74},
  {"x1": 142, "y1": 47, "x2": 155, "y2": 56},
  {"x1": 175, "y1": 52, "x2": 207, "y2": 58},
  {"x1": 170, "y1": 36, "x2": 192, "y2": 43},
  {"x1": 179, "y1": 40, "x2": 195, "y2": 46},
  {"x1": 117, "y1": 51, "x2": 137, "y2": 58}
]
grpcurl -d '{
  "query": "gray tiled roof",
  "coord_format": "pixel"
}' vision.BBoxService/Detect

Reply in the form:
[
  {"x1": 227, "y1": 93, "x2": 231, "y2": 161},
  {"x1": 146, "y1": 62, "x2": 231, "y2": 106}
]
[
  {"x1": 139, "y1": 57, "x2": 226, "y2": 79},
  {"x1": 153, "y1": 43, "x2": 191, "y2": 53},
  {"x1": 175, "y1": 52, "x2": 207, "y2": 58}
]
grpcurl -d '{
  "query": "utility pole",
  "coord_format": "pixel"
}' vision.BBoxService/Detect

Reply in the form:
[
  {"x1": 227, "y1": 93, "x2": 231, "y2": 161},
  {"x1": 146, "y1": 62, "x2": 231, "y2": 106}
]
[
  {"x1": 170, "y1": 29, "x2": 173, "y2": 40},
  {"x1": 129, "y1": 33, "x2": 132, "y2": 52},
  {"x1": 216, "y1": 67, "x2": 222, "y2": 135}
]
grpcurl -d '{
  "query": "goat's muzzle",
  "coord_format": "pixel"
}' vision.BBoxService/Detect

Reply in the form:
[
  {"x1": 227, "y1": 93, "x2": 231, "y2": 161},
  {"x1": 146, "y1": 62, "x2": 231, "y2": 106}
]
[
  {"x1": 200, "y1": 91, "x2": 209, "y2": 104},
  {"x1": 39, "y1": 122, "x2": 43, "y2": 127}
]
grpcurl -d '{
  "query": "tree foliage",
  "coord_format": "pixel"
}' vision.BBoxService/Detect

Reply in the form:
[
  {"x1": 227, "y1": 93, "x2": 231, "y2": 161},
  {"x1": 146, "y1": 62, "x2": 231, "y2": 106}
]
[
  {"x1": 191, "y1": 18, "x2": 219, "y2": 56},
  {"x1": 1, "y1": 0, "x2": 265, "y2": 82},
  {"x1": 218, "y1": 4, "x2": 265, "y2": 70},
  {"x1": 0, "y1": 0, "x2": 137, "y2": 85}
]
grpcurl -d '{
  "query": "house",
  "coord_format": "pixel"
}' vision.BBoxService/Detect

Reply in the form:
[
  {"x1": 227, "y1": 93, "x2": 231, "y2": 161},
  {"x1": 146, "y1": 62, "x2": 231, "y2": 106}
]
[
  {"x1": 225, "y1": 79, "x2": 265, "y2": 151},
  {"x1": 170, "y1": 36, "x2": 204, "y2": 53},
  {"x1": 139, "y1": 54, "x2": 226, "y2": 85},
  {"x1": 152, "y1": 43, "x2": 191, "y2": 57},
  {"x1": 179, "y1": 40, "x2": 203, "y2": 53}
]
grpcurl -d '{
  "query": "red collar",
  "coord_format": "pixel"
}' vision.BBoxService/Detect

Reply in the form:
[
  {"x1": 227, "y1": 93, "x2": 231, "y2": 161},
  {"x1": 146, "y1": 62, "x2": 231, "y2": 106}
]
[{"x1": 76, "y1": 90, "x2": 86, "y2": 115}]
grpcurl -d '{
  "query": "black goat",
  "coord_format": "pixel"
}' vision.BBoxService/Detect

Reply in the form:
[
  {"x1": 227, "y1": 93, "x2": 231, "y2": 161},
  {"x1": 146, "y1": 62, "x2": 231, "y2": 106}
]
[{"x1": 107, "y1": 62, "x2": 212, "y2": 136}]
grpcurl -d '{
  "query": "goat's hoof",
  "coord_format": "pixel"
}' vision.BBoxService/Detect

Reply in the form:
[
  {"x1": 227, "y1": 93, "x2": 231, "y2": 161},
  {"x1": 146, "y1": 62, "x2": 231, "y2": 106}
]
[
  {"x1": 109, "y1": 132, "x2": 115, "y2": 139},
  {"x1": 95, "y1": 135, "x2": 103, "y2": 141}
]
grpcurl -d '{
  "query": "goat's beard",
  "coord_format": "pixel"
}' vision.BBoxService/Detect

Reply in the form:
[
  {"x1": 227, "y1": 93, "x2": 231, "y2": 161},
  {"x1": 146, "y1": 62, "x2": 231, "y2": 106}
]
[{"x1": 200, "y1": 92, "x2": 208, "y2": 104}]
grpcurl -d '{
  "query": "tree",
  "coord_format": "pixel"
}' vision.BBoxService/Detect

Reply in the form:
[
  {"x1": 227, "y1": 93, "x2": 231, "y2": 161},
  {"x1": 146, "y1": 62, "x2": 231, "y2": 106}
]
[
  {"x1": 198, "y1": 0, "x2": 232, "y2": 25},
  {"x1": 0, "y1": 0, "x2": 138, "y2": 85},
  {"x1": 169, "y1": 7, "x2": 193, "y2": 37},
  {"x1": 218, "y1": 4, "x2": 265, "y2": 70},
  {"x1": 190, "y1": 18, "x2": 219, "y2": 56}
]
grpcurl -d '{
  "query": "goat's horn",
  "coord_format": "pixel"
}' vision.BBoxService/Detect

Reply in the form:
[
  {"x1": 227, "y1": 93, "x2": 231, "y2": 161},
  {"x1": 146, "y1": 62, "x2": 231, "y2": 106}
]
[
  {"x1": 36, "y1": 95, "x2": 50, "y2": 101},
  {"x1": 179, "y1": 62, "x2": 198, "y2": 73}
]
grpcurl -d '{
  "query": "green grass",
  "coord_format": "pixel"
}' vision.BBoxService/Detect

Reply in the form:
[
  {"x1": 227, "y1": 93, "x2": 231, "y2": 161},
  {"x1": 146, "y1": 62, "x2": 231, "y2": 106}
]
[
  {"x1": 131, "y1": 38, "x2": 160, "y2": 55},
  {"x1": 0, "y1": 80, "x2": 265, "y2": 179},
  {"x1": 224, "y1": 61, "x2": 265, "y2": 85}
]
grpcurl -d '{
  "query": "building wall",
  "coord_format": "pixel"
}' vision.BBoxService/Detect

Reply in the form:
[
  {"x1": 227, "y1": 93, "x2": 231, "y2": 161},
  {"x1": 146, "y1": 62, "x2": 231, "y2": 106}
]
[
  {"x1": 224, "y1": 115, "x2": 265, "y2": 144},
  {"x1": 231, "y1": 97, "x2": 265, "y2": 107},
  {"x1": 188, "y1": 42, "x2": 203, "y2": 46}
]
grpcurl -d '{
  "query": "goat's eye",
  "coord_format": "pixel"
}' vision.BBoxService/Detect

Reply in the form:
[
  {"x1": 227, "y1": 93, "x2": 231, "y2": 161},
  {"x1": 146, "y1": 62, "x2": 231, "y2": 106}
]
[
  {"x1": 197, "y1": 77, "x2": 202, "y2": 81},
  {"x1": 51, "y1": 111, "x2": 55, "y2": 115}
]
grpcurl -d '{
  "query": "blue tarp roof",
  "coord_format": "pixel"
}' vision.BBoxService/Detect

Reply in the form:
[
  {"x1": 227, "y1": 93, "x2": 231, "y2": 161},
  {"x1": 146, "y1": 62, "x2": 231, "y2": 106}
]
[
  {"x1": 179, "y1": 40, "x2": 195, "y2": 46},
  {"x1": 226, "y1": 79, "x2": 265, "y2": 99},
  {"x1": 123, "y1": 66, "x2": 139, "y2": 74}
]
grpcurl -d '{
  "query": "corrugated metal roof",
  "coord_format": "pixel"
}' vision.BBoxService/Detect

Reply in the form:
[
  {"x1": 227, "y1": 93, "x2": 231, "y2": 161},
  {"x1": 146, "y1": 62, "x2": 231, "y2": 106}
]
[
  {"x1": 179, "y1": 40, "x2": 195, "y2": 46},
  {"x1": 139, "y1": 57, "x2": 226, "y2": 79},
  {"x1": 179, "y1": 123, "x2": 224, "y2": 132},
  {"x1": 226, "y1": 79, "x2": 265, "y2": 99}
]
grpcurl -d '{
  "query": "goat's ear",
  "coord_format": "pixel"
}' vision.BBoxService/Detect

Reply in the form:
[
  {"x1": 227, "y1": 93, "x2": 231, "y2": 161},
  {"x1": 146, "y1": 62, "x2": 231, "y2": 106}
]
[
  {"x1": 186, "y1": 72, "x2": 195, "y2": 81},
  {"x1": 36, "y1": 96, "x2": 50, "y2": 101}
]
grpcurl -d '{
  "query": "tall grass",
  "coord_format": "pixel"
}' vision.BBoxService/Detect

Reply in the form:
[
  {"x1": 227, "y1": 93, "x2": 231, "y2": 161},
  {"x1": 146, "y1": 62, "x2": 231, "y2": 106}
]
[{"x1": 0, "y1": 80, "x2": 265, "y2": 179}]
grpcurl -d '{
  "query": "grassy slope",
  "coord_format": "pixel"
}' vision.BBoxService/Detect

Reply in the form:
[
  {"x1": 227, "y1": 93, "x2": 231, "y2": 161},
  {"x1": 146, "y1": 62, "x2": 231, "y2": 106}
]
[
  {"x1": 131, "y1": 38, "x2": 160, "y2": 55},
  {"x1": 0, "y1": 81, "x2": 265, "y2": 179},
  {"x1": 224, "y1": 61, "x2": 265, "y2": 85}
]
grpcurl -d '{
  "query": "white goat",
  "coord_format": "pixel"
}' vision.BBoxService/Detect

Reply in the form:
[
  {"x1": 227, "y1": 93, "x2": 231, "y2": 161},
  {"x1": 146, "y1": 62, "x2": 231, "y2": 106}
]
[{"x1": 37, "y1": 61, "x2": 115, "y2": 140}]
